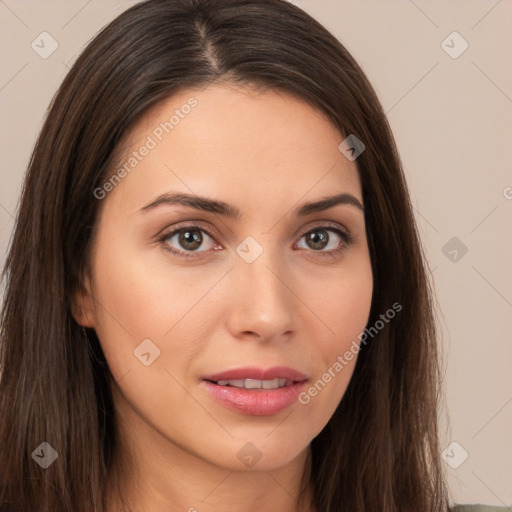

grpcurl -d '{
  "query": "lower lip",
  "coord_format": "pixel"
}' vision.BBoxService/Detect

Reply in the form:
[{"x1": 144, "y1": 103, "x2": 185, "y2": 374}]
[{"x1": 201, "y1": 380, "x2": 308, "y2": 416}]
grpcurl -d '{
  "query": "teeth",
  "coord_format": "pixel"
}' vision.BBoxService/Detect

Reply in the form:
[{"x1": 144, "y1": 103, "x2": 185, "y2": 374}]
[{"x1": 215, "y1": 378, "x2": 292, "y2": 389}]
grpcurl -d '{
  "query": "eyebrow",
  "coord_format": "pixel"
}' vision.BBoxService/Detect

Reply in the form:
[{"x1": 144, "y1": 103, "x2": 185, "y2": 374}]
[{"x1": 139, "y1": 191, "x2": 364, "y2": 217}]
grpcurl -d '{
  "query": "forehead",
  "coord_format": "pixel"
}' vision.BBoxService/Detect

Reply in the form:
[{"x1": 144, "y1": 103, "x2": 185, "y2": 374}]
[{"x1": 106, "y1": 83, "x2": 362, "y2": 215}]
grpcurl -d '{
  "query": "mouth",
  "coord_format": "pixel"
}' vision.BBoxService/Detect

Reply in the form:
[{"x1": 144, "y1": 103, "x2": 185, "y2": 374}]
[
  {"x1": 206, "y1": 378, "x2": 295, "y2": 390},
  {"x1": 200, "y1": 366, "x2": 309, "y2": 416}
]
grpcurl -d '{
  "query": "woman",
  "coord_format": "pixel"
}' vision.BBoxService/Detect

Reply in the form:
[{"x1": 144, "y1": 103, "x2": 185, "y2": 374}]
[{"x1": 0, "y1": 0, "x2": 508, "y2": 511}]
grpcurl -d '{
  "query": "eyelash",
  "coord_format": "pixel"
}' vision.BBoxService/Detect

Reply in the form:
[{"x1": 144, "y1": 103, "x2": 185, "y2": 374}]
[{"x1": 156, "y1": 222, "x2": 355, "y2": 260}]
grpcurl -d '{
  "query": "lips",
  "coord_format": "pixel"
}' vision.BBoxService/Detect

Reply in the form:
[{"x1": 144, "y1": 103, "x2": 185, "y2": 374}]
[
  {"x1": 202, "y1": 366, "x2": 308, "y2": 383},
  {"x1": 214, "y1": 378, "x2": 292, "y2": 390},
  {"x1": 201, "y1": 366, "x2": 309, "y2": 416}
]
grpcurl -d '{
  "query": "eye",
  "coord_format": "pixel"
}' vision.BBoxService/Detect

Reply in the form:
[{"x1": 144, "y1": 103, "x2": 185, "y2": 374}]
[
  {"x1": 295, "y1": 224, "x2": 354, "y2": 256},
  {"x1": 158, "y1": 224, "x2": 218, "y2": 258}
]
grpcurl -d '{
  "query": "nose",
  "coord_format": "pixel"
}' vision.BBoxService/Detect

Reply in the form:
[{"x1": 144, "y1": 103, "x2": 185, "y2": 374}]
[{"x1": 226, "y1": 244, "x2": 295, "y2": 343}]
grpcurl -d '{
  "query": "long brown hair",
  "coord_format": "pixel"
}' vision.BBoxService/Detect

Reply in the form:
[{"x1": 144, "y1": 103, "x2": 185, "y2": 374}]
[{"x1": 0, "y1": 0, "x2": 451, "y2": 510}]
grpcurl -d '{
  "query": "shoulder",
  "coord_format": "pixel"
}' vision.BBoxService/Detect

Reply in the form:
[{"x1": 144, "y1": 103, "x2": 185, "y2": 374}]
[{"x1": 452, "y1": 505, "x2": 512, "y2": 512}]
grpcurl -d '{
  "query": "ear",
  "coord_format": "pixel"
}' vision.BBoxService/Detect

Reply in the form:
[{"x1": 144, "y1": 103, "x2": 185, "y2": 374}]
[{"x1": 70, "y1": 272, "x2": 96, "y2": 328}]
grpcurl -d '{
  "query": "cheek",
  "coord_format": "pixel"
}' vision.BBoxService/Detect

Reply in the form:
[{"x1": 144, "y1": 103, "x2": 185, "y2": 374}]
[
  {"x1": 295, "y1": 256, "x2": 373, "y2": 420},
  {"x1": 312, "y1": 272, "x2": 372, "y2": 333},
  {"x1": 88, "y1": 234, "x2": 231, "y2": 393},
  {"x1": 88, "y1": 249, "x2": 210, "y2": 439},
  {"x1": 87, "y1": 229, "x2": 186, "y2": 379},
  {"x1": 304, "y1": 250, "x2": 373, "y2": 348}
]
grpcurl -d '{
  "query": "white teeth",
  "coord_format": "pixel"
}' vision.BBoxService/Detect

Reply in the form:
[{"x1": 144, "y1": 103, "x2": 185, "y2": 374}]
[
  {"x1": 215, "y1": 378, "x2": 292, "y2": 389},
  {"x1": 262, "y1": 378, "x2": 280, "y2": 389},
  {"x1": 245, "y1": 379, "x2": 264, "y2": 389},
  {"x1": 277, "y1": 378, "x2": 287, "y2": 388}
]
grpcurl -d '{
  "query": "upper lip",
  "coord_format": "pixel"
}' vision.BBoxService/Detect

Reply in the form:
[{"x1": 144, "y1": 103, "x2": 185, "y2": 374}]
[{"x1": 202, "y1": 366, "x2": 308, "y2": 382}]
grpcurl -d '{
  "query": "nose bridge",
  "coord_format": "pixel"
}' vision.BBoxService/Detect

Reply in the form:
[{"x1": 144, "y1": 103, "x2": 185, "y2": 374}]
[{"x1": 230, "y1": 235, "x2": 294, "y2": 338}]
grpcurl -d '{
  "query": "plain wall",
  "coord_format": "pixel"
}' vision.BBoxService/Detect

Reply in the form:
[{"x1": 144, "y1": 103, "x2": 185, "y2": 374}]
[{"x1": 0, "y1": 0, "x2": 511, "y2": 506}]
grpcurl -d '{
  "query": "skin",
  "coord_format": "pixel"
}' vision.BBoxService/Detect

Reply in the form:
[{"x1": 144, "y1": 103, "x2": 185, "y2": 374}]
[{"x1": 72, "y1": 83, "x2": 373, "y2": 512}]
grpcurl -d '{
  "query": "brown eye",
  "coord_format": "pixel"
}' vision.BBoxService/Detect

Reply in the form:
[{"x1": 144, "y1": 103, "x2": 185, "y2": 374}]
[
  {"x1": 160, "y1": 225, "x2": 217, "y2": 256},
  {"x1": 177, "y1": 229, "x2": 203, "y2": 251},
  {"x1": 296, "y1": 226, "x2": 352, "y2": 254},
  {"x1": 304, "y1": 229, "x2": 330, "y2": 250}
]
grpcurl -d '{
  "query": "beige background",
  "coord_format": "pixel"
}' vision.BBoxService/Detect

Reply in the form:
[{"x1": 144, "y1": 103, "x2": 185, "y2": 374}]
[{"x1": 1, "y1": 0, "x2": 511, "y2": 506}]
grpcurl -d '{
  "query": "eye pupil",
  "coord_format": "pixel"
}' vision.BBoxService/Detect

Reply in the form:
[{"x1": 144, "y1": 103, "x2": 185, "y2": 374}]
[
  {"x1": 306, "y1": 230, "x2": 328, "y2": 250},
  {"x1": 179, "y1": 229, "x2": 202, "y2": 250}
]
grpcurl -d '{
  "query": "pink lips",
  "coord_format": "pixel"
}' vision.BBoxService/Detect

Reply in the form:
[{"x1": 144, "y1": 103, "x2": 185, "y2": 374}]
[
  {"x1": 202, "y1": 366, "x2": 308, "y2": 382},
  {"x1": 201, "y1": 366, "x2": 308, "y2": 416}
]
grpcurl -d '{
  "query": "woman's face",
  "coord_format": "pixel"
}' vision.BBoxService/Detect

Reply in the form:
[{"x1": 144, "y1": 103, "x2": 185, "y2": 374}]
[{"x1": 75, "y1": 83, "x2": 373, "y2": 473}]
